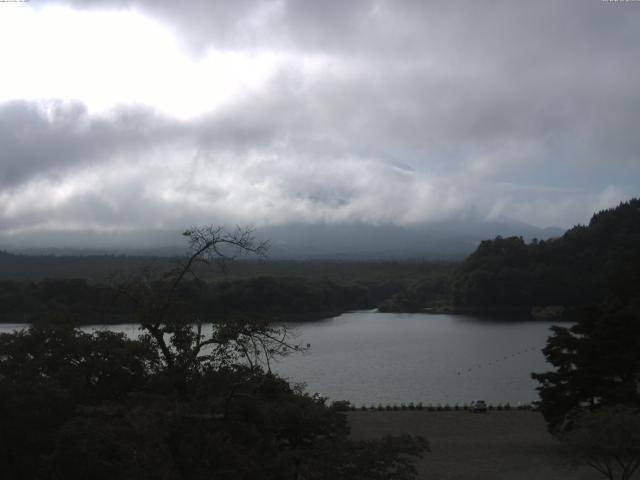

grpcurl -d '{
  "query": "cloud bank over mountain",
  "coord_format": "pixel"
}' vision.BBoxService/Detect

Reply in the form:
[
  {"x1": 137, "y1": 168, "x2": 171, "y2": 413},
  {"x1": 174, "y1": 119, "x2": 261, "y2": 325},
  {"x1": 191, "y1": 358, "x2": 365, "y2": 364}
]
[{"x1": 0, "y1": 1, "x2": 638, "y2": 248}]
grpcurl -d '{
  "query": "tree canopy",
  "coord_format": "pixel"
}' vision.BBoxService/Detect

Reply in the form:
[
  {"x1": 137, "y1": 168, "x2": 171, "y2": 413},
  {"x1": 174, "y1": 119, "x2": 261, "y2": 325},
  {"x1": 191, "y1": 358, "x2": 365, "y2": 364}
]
[
  {"x1": 532, "y1": 302, "x2": 640, "y2": 432},
  {"x1": 453, "y1": 198, "x2": 640, "y2": 314},
  {"x1": 560, "y1": 406, "x2": 640, "y2": 480},
  {"x1": 530, "y1": 201, "x2": 640, "y2": 433}
]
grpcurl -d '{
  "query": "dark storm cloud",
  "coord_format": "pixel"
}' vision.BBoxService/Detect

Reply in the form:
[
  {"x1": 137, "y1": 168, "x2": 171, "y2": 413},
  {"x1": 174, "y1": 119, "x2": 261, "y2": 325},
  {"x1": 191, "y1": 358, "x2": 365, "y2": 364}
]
[
  {"x1": 102, "y1": 0, "x2": 640, "y2": 172},
  {"x1": 0, "y1": 100, "x2": 181, "y2": 190},
  {"x1": 39, "y1": 0, "x2": 640, "y2": 157}
]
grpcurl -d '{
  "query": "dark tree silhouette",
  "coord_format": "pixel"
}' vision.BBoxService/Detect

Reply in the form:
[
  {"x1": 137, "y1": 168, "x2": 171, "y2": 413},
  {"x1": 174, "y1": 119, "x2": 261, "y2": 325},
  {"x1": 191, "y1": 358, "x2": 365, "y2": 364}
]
[
  {"x1": 453, "y1": 198, "x2": 640, "y2": 314},
  {"x1": 532, "y1": 303, "x2": 640, "y2": 432},
  {"x1": 115, "y1": 226, "x2": 297, "y2": 373},
  {"x1": 560, "y1": 406, "x2": 640, "y2": 480}
]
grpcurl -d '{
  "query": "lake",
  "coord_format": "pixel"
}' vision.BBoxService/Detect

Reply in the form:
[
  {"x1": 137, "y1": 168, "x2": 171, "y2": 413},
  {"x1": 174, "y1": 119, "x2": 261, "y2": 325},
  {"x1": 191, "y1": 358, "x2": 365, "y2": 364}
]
[{"x1": 0, "y1": 311, "x2": 559, "y2": 406}]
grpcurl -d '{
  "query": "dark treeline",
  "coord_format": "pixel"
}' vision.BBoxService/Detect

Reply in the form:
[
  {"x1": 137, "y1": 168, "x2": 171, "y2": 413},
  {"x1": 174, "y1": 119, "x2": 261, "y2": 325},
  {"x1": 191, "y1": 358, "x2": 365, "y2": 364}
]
[
  {"x1": 0, "y1": 251, "x2": 158, "y2": 282},
  {"x1": 0, "y1": 277, "x2": 372, "y2": 324},
  {"x1": 376, "y1": 274, "x2": 452, "y2": 313},
  {"x1": 1, "y1": 274, "x2": 456, "y2": 324},
  {"x1": 0, "y1": 253, "x2": 456, "y2": 323},
  {"x1": 0, "y1": 251, "x2": 447, "y2": 283},
  {"x1": 451, "y1": 199, "x2": 640, "y2": 316},
  {"x1": 378, "y1": 199, "x2": 640, "y2": 316}
]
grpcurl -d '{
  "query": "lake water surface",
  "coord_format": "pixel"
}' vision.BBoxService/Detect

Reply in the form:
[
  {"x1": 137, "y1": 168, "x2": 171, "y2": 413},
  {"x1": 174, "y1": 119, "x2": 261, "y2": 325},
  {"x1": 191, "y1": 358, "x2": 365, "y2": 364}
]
[{"x1": 0, "y1": 311, "x2": 559, "y2": 406}]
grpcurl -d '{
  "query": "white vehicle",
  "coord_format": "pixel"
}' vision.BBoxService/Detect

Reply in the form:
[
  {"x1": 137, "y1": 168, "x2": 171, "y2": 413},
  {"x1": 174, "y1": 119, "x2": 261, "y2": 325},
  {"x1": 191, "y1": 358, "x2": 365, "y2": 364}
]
[{"x1": 471, "y1": 400, "x2": 488, "y2": 413}]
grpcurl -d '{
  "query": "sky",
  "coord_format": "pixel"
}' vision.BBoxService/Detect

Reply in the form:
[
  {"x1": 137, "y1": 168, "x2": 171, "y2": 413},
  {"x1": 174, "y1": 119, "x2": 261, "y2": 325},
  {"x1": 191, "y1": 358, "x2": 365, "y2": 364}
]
[{"x1": 0, "y1": 0, "x2": 639, "y2": 248}]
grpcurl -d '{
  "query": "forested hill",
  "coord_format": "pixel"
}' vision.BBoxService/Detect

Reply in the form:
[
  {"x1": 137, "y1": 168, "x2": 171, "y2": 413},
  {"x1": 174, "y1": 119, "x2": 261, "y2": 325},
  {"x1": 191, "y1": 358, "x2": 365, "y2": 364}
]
[{"x1": 452, "y1": 199, "x2": 640, "y2": 313}]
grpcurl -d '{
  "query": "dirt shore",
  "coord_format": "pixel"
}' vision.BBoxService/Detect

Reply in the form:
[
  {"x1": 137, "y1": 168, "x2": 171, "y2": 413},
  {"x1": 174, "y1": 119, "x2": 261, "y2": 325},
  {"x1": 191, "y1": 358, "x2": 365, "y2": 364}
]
[{"x1": 347, "y1": 410, "x2": 611, "y2": 480}]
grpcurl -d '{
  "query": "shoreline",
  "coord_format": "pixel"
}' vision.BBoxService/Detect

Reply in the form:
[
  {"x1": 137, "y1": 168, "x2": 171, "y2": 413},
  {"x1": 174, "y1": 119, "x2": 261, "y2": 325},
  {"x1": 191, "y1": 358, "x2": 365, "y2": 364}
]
[{"x1": 0, "y1": 310, "x2": 351, "y2": 326}]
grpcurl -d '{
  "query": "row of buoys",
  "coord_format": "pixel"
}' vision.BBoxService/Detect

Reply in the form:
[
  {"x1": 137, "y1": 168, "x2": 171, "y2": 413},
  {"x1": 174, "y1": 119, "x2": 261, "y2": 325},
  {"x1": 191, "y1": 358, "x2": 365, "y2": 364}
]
[
  {"x1": 456, "y1": 346, "x2": 540, "y2": 376},
  {"x1": 343, "y1": 402, "x2": 537, "y2": 412}
]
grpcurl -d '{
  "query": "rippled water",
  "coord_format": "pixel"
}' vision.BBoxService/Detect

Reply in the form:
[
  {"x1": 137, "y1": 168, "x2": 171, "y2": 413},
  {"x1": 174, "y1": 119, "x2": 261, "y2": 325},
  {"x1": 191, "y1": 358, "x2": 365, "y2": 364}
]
[
  {"x1": 0, "y1": 311, "x2": 560, "y2": 406},
  {"x1": 274, "y1": 311, "x2": 558, "y2": 406}
]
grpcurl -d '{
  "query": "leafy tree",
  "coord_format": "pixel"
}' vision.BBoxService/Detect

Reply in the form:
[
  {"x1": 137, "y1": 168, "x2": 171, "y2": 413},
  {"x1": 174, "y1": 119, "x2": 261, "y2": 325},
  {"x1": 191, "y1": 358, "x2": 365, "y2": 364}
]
[
  {"x1": 560, "y1": 406, "x2": 640, "y2": 480},
  {"x1": 453, "y1": 198, "x2": 640, "y2": 313},
  {"x1": 0, "y1": 323, "x2": 158, "y2": 480},
  {"x1": 532, "y1": 303, "x2": 640, "y2": 432}
]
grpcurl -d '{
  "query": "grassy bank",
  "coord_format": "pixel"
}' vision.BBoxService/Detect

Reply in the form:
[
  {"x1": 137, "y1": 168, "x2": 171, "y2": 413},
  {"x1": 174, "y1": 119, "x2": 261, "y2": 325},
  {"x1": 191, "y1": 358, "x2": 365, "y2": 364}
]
[{"x1": 348, "y1": 410, "x2": 604, "y2": 480}]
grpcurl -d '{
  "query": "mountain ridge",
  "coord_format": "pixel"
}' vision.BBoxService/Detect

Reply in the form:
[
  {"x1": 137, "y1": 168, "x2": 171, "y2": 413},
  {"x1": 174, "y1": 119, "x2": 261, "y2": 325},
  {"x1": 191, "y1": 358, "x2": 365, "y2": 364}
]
[{"x1": 2, "y1": 219, "x2": 564, "y2": 260}]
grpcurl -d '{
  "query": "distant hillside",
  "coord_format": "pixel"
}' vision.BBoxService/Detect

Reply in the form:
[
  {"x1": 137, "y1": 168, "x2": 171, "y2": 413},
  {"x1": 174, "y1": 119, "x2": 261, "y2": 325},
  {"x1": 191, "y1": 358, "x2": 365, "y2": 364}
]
[
  {"x1": 0, "y1": 248, "x2": 453, "y2": 286},
  {"x1": 452, "y1": 199, "x2": 640, "y2": 313},
  {"x1": 0, "y1": 216, "x2": 565, "y2": 285},
  {"x1": 257, "y1": 220, "x2": 564, "y2": 260},
  {"x1": 0, "y1": 251, "x2": 170, "y2": 282},
  {"x1": 3, "y1": 219, "x2": 563, "y2": 261}
]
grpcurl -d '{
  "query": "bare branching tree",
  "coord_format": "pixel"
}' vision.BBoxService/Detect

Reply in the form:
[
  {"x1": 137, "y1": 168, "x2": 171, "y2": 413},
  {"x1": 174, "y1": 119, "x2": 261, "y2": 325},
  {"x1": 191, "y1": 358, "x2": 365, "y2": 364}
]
[{"x1": 116, "y1": 225, "x2": 301, "y2": 375}]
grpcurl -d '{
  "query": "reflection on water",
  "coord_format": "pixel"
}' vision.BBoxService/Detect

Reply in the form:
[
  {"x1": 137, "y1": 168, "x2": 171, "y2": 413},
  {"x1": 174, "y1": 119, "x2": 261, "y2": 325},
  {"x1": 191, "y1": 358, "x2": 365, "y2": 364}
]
[{"x1": 0, "y1": 312, "x2": 559, "y2": 405}]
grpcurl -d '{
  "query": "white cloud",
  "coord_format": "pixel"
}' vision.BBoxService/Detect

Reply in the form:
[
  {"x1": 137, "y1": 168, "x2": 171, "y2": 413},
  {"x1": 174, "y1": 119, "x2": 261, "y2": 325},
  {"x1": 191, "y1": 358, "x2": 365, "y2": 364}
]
[
  {"x1": 0, "y1": 0, "x2": 638, "y2": 247},
  {"x1": 0, "y1": 5, "x2": 293, "y2": 119}
]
